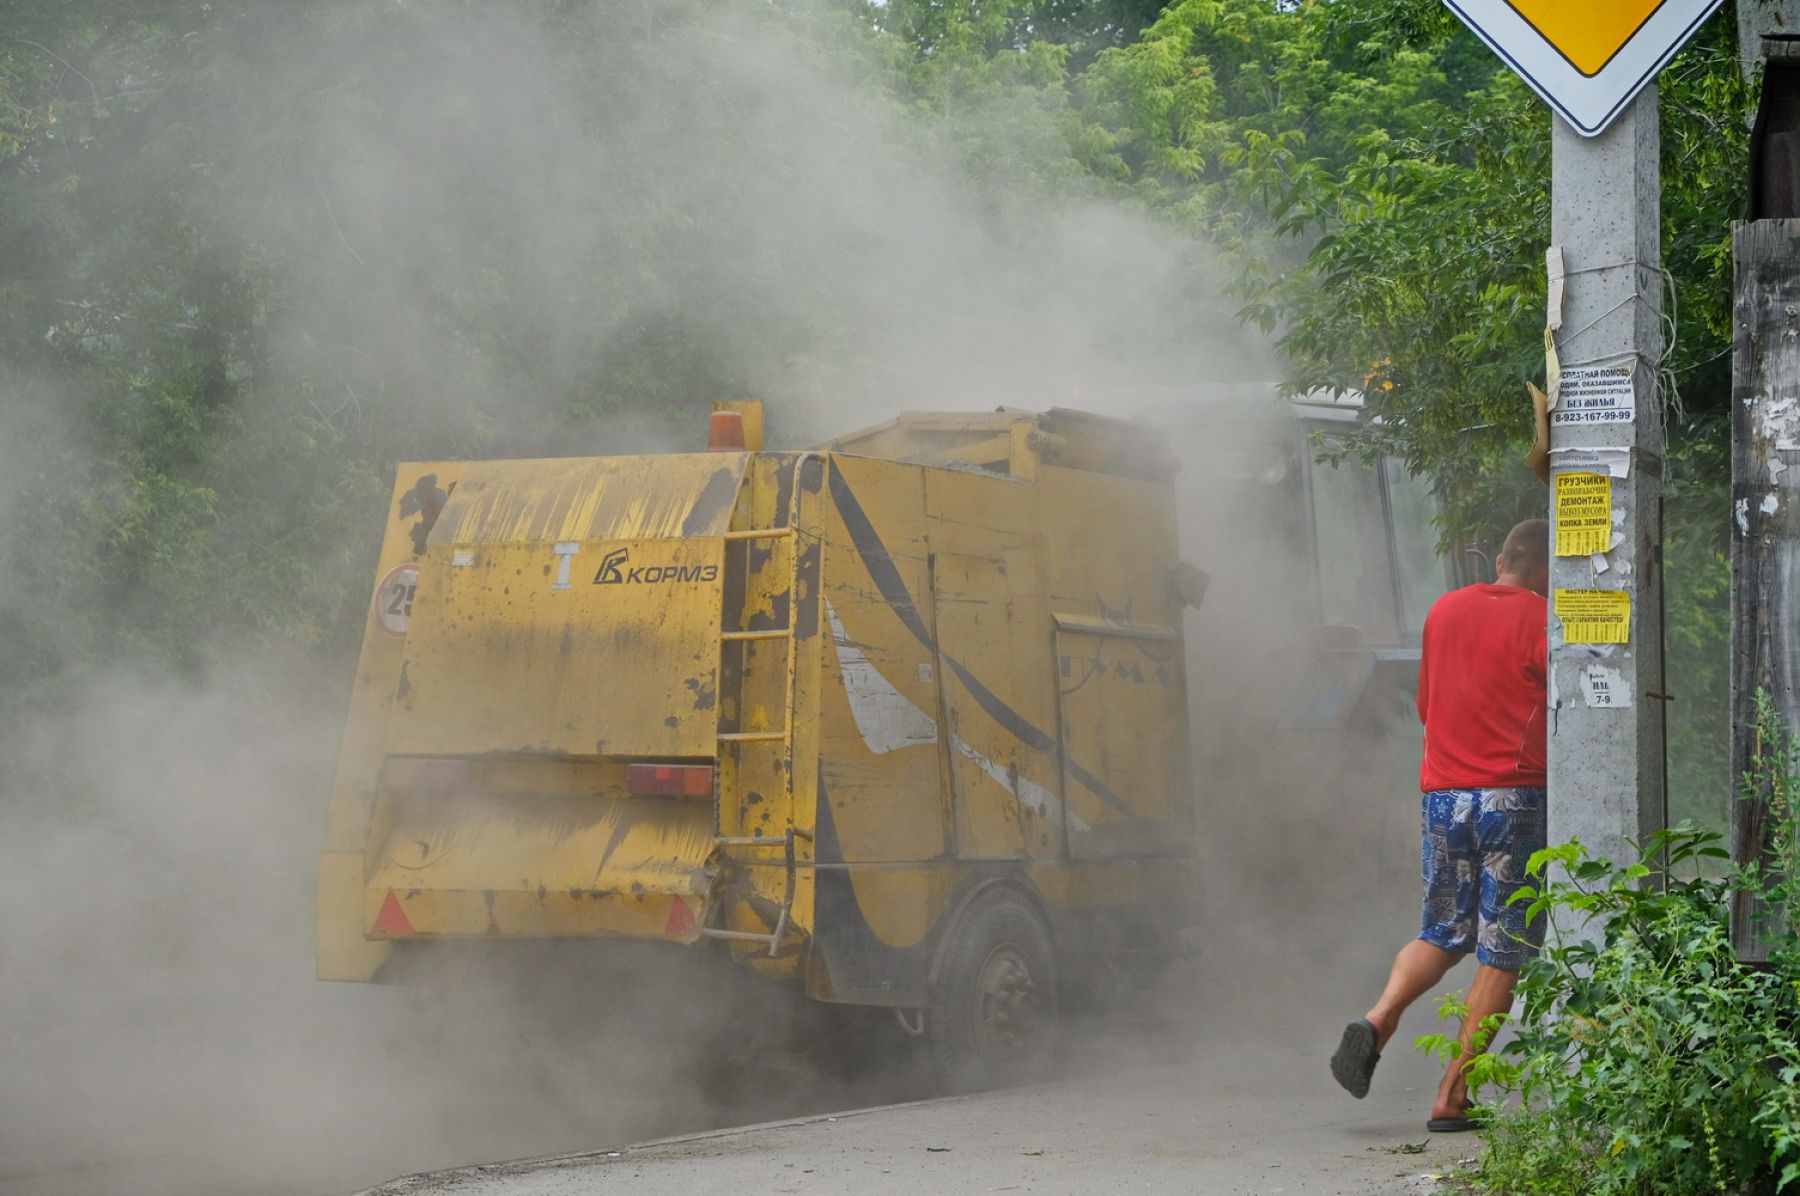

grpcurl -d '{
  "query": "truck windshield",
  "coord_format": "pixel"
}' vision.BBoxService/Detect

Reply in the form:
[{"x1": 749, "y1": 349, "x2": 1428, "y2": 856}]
[
  {"x1": 1308, "y1": 449, "x2": 1400, "y2": 645},
  {"x1": 1306, "y1": 437, "x2": 1450, "y2": 647},
  {"x1": 1385, "y1": 458, "x2": 1446, "y2": 639}
]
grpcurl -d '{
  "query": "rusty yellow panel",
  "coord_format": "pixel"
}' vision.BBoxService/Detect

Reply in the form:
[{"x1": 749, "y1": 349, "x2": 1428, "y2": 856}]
[
  {"x1": 1056, "y1": 623, "x2": 1190, "y2": 858},
  {"x1": 923, "y1": 468, "x2": 1063, "y2": 861},
  {"x1": 824, "y1": 418, "x2": 1023, "y2": 474},
  {"x1": 777, "y1": 450, "x2": 824, "y2": 860},
  {"x1": 319, "y1": 462, "x2": 467, "y2": 980},
  {"x1": 931, "y1": 552, "x2": 1028, "y2": 860},
  {"x1": 409, "y1": 757, "x2": 627, "y2": 799},
  {"x1": 814, "y1": 457, "x2": 950, "y2": 866},
  {"x1": 387, "y1": 536, "x2": 724, "y2": 758},
  {"x1": 1038, "y1": 463, "x2": 1185, "y2": 842},
  {"x1": 823, "y1": 407, "x2": 1175, "y2": 482},
  {"x1": 842, "y1": 865, "x2": 956, "y2": 948},
  {"x1": 1027, "y1": 861, "x2": 1147, "y2": 910},
  {"x1": 1039, "y1": 465, "x2": 1177, "y2": 629},
  {"x1": 318, "y1": 851, "x2": 390, "y2": 980},
  {"x1": 322, "y1": 462, "x2": 469, "y2": 856},
  {"x1": 1006, "y1": 421, "x2": 1038, "y2": 481},
  {"x1": 434, "y1": 454, "x2": 746, "y2": 545},
  {"x1": 367, "y1": 888, "x2": 703, "y2": 941},
  {"x1": 365, "y1": 792, "x2": 714, "y2": 939}
]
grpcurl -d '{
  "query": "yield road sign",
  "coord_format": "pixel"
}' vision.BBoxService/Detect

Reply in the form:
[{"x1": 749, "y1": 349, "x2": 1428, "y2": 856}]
[{"x1": 1443, "y1": 0, "x2": 1725, "y2": 136}]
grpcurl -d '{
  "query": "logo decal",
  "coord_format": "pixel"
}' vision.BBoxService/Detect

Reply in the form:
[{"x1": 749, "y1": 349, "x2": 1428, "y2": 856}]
[
  {"x1": 592, "y1": 547, "x2": 718, "y2": 586},
  {"x1": 593, "y1": 547, "x2": 629, "y2": 585},
  {"x1": 550, "y1": 541, "x2": 580, "y2": 590}
]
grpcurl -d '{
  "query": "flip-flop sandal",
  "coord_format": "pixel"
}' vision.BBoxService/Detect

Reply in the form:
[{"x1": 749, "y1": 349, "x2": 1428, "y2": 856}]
[
  {"x1": 1427, "y1": 1115, "x2": 1478, "y2": 1133},
  {"x1": 1330, "y1": 1018, "x2": 1380, "y2": 1099}
]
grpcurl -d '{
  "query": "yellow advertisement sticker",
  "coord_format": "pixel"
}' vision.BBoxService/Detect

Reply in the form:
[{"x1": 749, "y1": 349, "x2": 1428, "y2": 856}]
[
  {"x1": 1555, "y1": 588, "x2": 1630, "y2": 645},
  {"x1": 1554, "y1": 471, "x2": 1613, "y2": 556}
]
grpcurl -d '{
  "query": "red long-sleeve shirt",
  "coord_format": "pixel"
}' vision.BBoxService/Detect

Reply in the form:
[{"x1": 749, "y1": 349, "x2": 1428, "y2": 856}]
[{"x1": 1417, "y1": 583, "x2": 1547, "y2": 791}]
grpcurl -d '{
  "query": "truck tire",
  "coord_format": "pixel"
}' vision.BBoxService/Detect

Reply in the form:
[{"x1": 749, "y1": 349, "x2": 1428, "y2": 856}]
[{"x1": 926, "y1": 888, "x2": 1060, "y2": 1093}]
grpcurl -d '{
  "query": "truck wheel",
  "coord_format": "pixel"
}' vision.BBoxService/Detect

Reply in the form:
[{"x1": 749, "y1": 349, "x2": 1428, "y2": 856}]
[{"x1": 927, "y1": 888, "x2": 1059, "y2": 1093}]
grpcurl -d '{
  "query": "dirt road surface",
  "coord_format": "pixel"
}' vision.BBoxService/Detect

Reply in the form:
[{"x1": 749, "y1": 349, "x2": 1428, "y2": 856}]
[{"x1": 356, "y1": 1027, "x2": 1475, "y2": 1196}]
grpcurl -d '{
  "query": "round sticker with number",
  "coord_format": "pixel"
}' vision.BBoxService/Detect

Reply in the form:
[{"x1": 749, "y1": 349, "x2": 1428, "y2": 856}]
[{"x1": 375, "y1": 563, "x2": 420, "y2": 637}]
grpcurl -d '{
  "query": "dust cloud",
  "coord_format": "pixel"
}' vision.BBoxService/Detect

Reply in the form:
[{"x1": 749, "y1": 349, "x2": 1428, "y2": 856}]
[
  {"x1": 1164, "y1": 392, "x2": 1429, "y2": 1040},
  {"x1": 0, "y1": 3, "x2": 1432, "y2": 1194}
]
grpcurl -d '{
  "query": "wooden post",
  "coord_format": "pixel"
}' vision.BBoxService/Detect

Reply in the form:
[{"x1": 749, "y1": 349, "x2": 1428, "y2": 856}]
[{"x1": 1730, "y1": 219, "x2": 1800, "y2": 961}]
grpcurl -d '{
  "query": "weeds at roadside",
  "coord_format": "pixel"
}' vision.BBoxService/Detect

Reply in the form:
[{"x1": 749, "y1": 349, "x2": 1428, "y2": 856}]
[{"x1": 1415, "y1": 692, "x2": 1800, "y2": 1195}]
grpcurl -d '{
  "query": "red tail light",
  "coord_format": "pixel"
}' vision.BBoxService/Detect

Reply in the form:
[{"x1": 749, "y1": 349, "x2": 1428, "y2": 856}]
[{"x1": 627, "y1": 764, "x2": 715, "y2": 798}]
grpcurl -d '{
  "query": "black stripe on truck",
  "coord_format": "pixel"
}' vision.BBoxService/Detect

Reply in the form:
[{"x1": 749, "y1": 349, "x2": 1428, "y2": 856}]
[{"x1": 825, "y1": 466, "x2": 1130, "y2": 816}]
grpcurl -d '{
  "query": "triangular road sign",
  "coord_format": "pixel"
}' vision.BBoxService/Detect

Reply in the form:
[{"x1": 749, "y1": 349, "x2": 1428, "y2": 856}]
[{"x1": 1443, "y1": 0, "x2": 1725, "y2": 136}]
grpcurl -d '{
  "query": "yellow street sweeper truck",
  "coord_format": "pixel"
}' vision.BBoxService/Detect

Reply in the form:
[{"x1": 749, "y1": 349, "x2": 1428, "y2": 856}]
[{"x1": 318, "y1": 403, "x2": 1206, "y2": 1088}]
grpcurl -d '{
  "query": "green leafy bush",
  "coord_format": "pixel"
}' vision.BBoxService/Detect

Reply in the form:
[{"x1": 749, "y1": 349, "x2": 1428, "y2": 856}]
[{"x1": 1433, "y1": 693, "x2": 1800, "y2": 1194}]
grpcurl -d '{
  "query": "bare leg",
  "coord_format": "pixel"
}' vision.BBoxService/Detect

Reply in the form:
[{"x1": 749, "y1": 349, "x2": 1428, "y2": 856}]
[
  {"x1": 1364, "y1": 939, "x2": 1462, "y2": 1052},
  {"x1": 1431, "y1": 963, "x2": 1519, "y2": 1119}
]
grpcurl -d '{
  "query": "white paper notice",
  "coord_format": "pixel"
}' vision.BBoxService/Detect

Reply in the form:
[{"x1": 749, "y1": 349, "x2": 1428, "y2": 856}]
[
  {"x1": 1757, "y1": 395, "x2": 1800, "y2": 452},
  {"x1": 1582, "y1": 664, "x2": 1632, "y2": 709},
  {"x1": 1550, "y1": 365, "x2": 1634, "y2": 427},
  {"x1": 1548, "y1": 446, "x2": 1631, "y2": 478},
  {"x1": 1546, "y1": 246, "x2": 1566, "y2": 332}
]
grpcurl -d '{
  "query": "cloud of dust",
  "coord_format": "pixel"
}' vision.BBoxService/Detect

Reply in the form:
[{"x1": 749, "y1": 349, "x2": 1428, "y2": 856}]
[
  {"x1": 1153, "y1": 390, "x2": 1431, "y2": 1043},
  {"x1": 0, "y1": 3, "x2": 1435, "y2": 1191}
]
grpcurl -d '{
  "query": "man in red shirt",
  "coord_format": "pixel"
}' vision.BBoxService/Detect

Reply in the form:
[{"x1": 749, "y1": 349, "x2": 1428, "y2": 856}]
[{"x1": 1330, "y1": 518, "x2": 1549, "y2": 1131}]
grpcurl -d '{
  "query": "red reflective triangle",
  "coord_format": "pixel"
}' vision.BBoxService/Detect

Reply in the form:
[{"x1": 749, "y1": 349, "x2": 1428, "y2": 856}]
[
  {"x1": 664, "y1": 895, "x2": 698, "y2": 938},
  {"x1": 371, "y1": 888, "x2": 414, "y2": 936}
]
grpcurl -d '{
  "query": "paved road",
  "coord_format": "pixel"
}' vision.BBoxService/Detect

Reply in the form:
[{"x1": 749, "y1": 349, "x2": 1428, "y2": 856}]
[{"x1": 357, "y1": 1028, "x2": 1476, "y2": 1196}]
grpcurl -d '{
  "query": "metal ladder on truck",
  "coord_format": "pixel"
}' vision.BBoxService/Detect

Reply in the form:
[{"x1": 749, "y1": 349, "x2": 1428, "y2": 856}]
[{"x1": 701, "y1": 453, "x2": 821, "y2": 956}]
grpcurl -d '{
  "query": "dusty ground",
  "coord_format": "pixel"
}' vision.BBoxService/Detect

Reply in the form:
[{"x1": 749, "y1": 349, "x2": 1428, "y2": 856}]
[
  {"x1": 1, "y1": 618, "x2": 1452, "y2": 1196},
  {"x1": 355, "y1": 1024, "x2": 1478, "y2": 1196}
]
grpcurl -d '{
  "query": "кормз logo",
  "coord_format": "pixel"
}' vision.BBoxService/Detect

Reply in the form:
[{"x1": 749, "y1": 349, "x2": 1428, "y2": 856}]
[
  {"x1": 592, "y1": 547, "x2": 718, "y2": 585},
  {"x1": 592, "y1": 547, "x2": 630, "y2": 585}
]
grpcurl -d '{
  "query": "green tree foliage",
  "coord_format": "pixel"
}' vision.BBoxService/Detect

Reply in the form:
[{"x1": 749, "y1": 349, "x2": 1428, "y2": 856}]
[
  {"x1": 1052, "y1": 0, "x2": 1748, "y2": 517},
  {"x1": 855, "y1": 0, "x2": 1744, "y2": 822},
  {"x1": 0, "y1": 0, "x2": 1752, "y2": 819}
]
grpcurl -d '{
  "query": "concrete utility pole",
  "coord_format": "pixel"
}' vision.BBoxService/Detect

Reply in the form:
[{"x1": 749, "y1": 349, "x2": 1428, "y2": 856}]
[{"x1": 1546, "y1": 94, "x2": 1668, "y2": 871}]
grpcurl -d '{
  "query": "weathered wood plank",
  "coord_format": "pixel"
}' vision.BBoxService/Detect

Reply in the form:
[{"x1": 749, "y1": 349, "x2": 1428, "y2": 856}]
[{"x1": 1729, "y1": 218, "x2": 1800, "y2": 960}]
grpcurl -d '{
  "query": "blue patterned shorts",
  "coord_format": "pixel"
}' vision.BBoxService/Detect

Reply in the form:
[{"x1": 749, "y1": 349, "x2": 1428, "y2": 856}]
[{"x1": 1419, "y1": 787, "x2": 1548, "y2": 971}]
